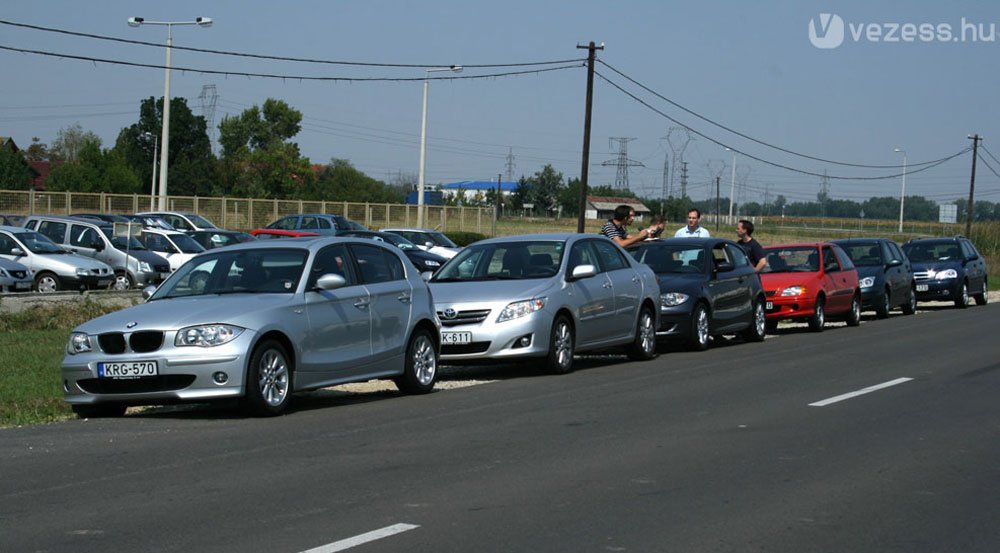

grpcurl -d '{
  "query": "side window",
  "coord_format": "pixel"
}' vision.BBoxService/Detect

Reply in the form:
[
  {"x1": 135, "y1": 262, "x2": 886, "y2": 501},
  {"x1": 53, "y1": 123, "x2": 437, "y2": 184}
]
[
  {"x1": 24, "y1": 219, "x2": 37, "y2": 230},
  {"x1": 881, "y1": 241, "x2": 896, "y2": 263},
  {"x1": 960, "y1": 240, "x2": 977, "y2": 259},
  {"x1": 888, "y1": 242, "x2": 904, "y2": 262},
  {"x1": 300, "y1": 217, "x2": 319, "y2": 230},
  {"x1": 316, "y1": 218, "x2": 333, "y2": 230},
  {"x1": 567, "y1": 241, "x2": 599, "y2": 272},
  {"x1": 725, "y1": 244, "x2": 749, "y2": 268},
  {"x1": 350, "y1": 244, "x2": 398, "y2": 284},
  {"x1": 69, "y1": 225, "x2": 100, "y2": 248},
  {"x1": 147, "y1": 234, "x2": 173, "y2": 252},
  {"x1": 164, "y1": 215, "x2": 189, "y2": 231},
  {"x1": 38, "y1": 221, "x2": 67, "y2": 244},
  {"x1": 272, "y1": 217, "x2": 298, "y2": 231},
  {"x1": 0, "y1": 233, "x2": 16, "y2": 255},
  {"x1": 307, "y1": 245, "x2": 356, "y2": 289},
  {"x1": 591, "y1": 239, "x2": 627, "y2": 272},
  {"x1": 822, "y1": 246, "x2": 840, "y2": 272}
]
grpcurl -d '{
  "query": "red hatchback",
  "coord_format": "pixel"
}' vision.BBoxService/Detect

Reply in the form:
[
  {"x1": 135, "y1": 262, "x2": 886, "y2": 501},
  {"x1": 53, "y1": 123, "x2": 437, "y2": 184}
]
[{"x1": 760, "y1": 242, "x2": 862, "y2": 332}]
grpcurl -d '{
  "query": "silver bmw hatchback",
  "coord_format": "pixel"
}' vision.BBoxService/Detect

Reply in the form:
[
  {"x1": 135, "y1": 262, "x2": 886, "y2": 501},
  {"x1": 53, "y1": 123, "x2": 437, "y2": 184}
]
[
  {"x1": 62, "y1": 237, "x2": 441, "y2": 417},
  {"x1": 428, "y1": 233, "x2": 659, "y2": 374}
]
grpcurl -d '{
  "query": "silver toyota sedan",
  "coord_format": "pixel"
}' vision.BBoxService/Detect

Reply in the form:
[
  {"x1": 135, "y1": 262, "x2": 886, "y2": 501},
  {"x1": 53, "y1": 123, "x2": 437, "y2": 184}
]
[
  {"x1": 428, "y1": 233, "x2": 659, "y2": 373},
  {"x1": 62, "y1": 237, "x2": 441, "y2": 417}
]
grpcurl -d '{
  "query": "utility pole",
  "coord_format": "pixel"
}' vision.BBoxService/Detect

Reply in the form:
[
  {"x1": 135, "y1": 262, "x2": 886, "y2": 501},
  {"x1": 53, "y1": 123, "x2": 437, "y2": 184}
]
[
  {"x1": 967, "y1": 134, "x2": 982, "y2": 236},
  {"x1": 715, "y1": 176, "x2": 721, "y2": 233},
  {"x1": 576, "y1": 41, "x2": 603, "y2": 233},
  {"x1": 493, "y1": 173, "x2": 501, "y2": 236}
]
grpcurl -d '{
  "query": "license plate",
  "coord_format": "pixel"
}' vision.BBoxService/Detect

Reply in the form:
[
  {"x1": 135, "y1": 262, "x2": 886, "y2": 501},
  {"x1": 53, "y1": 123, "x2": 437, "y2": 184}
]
[
  {"x1": 916, "y1": 284, "x2": 928, "y2": 292},
  {"x1": 441, "y1": 331, "x2": 472, "y2": 345},
  {"x1": 765, "y1": 301, "x2": 774, "y2": 310},
  {"x1": 98, "y1": 361, "x2": 158, "y2": 379},
  {"x1": 15, "y1": 281, "x2": 31, "y2": 290},
  {"x1": 97, "y1": 279, "x2": 112, "y2": 287}
]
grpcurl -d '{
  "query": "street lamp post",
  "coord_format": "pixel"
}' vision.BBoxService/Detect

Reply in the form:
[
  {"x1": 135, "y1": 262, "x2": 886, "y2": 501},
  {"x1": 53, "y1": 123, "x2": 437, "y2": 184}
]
[
  {"x1": 417, "y1": 65, "x2": 462, "y2": 229},
  {"x1": 141, "y1": 132, "x2": 158, "y2": 210},
  {"x1": 128, "y1": 16, "x2": 212, "y2": 211},
  {"x1": 725, "y1": 147, "x2": 736, "y2": 223},
  {"x1": 895, "y1": 147, "x2": 907, "y2": 233}
]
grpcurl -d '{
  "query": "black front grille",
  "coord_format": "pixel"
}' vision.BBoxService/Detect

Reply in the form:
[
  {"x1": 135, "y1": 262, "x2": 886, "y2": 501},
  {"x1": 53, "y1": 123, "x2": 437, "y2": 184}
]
[
  {"x1": 153, "y1": 264, "x2": 170, "y2": 273},
  {"x1": 97, "y1": 331, "x2": 165, "y2": 354},
  {"x1": 9, "y1": 270, "x2": 28, "y2": 279},
  {"x1": 78, "y1": 375, "x2": 196, "y2": 394},
  {"x1": 438, "y1": 309, "x2": 491, "y2": 327},
  {"x1": 442, "y1": 342, "x2": 491, "y2": 355}
]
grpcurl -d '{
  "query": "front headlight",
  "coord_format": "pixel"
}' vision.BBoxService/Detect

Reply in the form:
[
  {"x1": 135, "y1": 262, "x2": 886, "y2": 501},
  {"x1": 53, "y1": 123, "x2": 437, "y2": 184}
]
[
  {"x1": 934, "y1": 269, "x2": 958, "y2": 280},
  {"x1": 859, "y1": 276, "x2": 875, "y2": 289},
  {"x1": 66, "y1": 332, "x2": 92, "y2": 354},
  {"x1": 660, "y1": 292, "x2": 690, "y2": 307},
  {"x1": 76, "y1": 268, "x2": 89, "y2": 277},
  {"x1": 497, "y1": 298, "x2": 546, "y2": 322},
  {"x1": 175, "y1": 324, "x2": 244, "y2": 347},
  {"x1": 780, "y1": 285, "x2": 807, "y2": 296},
  {"x1": 139, "y1": 261, "x2": 152, "y2": 273}
]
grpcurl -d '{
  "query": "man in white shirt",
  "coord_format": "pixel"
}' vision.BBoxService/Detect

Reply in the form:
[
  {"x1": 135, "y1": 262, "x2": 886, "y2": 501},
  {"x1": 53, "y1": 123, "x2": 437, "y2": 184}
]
[{"x1": 674, "y1": 208, "x2": 711, "y2": 238}]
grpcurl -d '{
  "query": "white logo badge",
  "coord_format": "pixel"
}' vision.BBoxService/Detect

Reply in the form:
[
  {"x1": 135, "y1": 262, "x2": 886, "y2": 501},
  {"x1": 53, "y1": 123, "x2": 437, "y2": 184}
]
[{"x1": 809, "y1": 13, "x2": 845, "y2": 49}]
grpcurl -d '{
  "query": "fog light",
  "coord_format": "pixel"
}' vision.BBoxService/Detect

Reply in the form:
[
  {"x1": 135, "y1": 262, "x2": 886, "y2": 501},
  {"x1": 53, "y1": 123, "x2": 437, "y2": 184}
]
[
  {"x1": 512, "y1": 334, "x2": 533, "y2": 349},
  {"x1": 212, "y1": 371, "x2": 229, "y2": 384}
]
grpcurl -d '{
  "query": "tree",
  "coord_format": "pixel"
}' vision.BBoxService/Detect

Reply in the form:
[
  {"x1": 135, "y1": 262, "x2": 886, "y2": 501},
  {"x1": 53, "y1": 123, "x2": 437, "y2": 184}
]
[
  {"x1": 115, "y1": 97, "x2": 217, "y2": 197},
  {"x1": 51, "y1": 124, "x2": 100, "y2": 163},
  {"x1": 218, "y1": 98, "x2": 313, "y2": 198},
  {"x1": 46, "y1": 141, "x2": 141, "y2": 193},
  {"x1": 24, "y1": 137, "x2": 53, "y2": 162},
  {"x1": 0, "y1": 144, "x2": 31, "y2": 189},
  {"x1": 309, "y1": 159, "x2": 403, "y2": 203}
]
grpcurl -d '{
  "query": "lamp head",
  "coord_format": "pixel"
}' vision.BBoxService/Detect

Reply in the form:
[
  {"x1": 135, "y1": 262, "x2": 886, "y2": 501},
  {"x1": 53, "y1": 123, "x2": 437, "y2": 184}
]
[
  {"x1": 127, "y1": 17, "x2": 144, "y2": 27},
  {"x1": 449, "y1": 65, "x2": 463, "y2": 73},
  {"x1": 196, "y1": 17, "x2": 212, "y2": 27}
]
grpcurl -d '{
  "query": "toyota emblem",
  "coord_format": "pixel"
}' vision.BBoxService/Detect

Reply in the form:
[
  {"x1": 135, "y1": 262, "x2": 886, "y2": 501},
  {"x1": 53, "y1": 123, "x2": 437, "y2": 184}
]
[{"x1": 442, "y1": 308, "x2": 457, "y2": 319}]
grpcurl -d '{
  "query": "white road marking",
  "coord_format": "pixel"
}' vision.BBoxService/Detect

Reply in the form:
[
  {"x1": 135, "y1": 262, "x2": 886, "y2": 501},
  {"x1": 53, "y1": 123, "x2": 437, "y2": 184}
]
[
  {"x1": 809, "y1": 377, "x2": 913, "y2": 407},
  {"x1": 300, "y1": 523, "x2": 419, "y2": 553}
]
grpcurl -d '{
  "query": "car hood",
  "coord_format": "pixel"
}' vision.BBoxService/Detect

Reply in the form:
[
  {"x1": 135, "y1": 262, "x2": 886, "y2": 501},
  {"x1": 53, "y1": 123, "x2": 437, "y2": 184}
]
[
  {"x1": 910, "y1": 260, "x2": 961, "y2": 273},
  {"x1": 121, "y1": 249, "x2": 170, "y2": 266},
  {"x1": 759, "y1": 271, "x2": 819, "y2": 289},
  {"x1": 429, "y1": 278, "x2": 552, "y2": 304},
  {"x1": 655, "y1": 272, "x2": 705, "y2": 292},
  {"x1": 75, "y1": 294, "x2": 294, "y2": 334},
  {"x1": 854, "y1": 266, "x2": 884, "y2": 279}
]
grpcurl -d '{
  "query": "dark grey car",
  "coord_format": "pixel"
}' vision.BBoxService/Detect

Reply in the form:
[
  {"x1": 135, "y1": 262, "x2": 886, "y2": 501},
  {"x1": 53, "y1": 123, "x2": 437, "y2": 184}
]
[{"x1": 832, "y1": 238, "x2": 916, "y2": 318}]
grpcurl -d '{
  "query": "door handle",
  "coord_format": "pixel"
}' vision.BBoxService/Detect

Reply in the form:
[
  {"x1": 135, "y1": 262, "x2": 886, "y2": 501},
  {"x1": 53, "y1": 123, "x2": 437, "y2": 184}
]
[
  {"x1": 603, "y1": 282, "x2": 612, "y2": 289},
  {"x1": 353, "y1": 299, "x2": 370, "y2": 309},
  {"x1": 397, "y1": 293, "x2": 411, "y2": 304},
  {"x1": 632, "y1": 276, "x2": 640, "y2": 283}
]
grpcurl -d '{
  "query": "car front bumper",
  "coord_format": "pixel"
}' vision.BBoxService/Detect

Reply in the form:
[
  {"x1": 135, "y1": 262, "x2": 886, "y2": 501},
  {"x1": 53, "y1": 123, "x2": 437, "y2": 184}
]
[
  {"x1": 438, "y1": 311, "x2": 555, "y2": 363},
  {"x1": 764, "y1": 295, "x2": 818, "y2": 321},
  {"x1": 913, "y1": 279, "x2": 959, "y2": 301}
]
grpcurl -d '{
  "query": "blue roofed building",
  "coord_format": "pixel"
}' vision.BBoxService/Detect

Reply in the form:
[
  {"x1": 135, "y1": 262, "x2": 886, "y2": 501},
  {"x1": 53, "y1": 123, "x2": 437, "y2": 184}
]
[{"x1": 439, "y1": 180, "x2": 518, "y2": 204}]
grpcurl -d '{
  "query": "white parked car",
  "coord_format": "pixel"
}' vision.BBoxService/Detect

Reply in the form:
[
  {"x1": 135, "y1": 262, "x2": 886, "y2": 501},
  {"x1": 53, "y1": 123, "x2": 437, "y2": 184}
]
[
  {"x1": 0, "y1": 225, "x2": 114, "y2": 292},
  {"x1": 138, "y1": 229, "x2": 206, "y2": 272},
  {"x1": 381, "y1": 228, "x2": 461, "y2": 259}
]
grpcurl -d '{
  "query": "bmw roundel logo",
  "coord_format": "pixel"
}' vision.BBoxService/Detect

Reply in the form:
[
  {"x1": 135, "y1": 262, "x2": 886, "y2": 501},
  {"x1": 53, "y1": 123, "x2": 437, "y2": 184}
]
[
  {"x1": 125, "y1": 321, "x2": 138, "y2": 329},
  {"x1": 443, "y1": 308, "x2": 457, "y2": 319}
]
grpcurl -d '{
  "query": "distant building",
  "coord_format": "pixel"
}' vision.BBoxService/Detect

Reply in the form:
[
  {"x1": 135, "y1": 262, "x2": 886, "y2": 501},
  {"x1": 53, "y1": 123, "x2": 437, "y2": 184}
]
[
  {"x1": 439, "y1": 180, "x2": 518, "y2": 203},
  {"x1": 404, "y1": 190, "x2": 444, "y2": 205},
  {"x1": 586, "y1": 196, "x2": 651, "y2": 221}
]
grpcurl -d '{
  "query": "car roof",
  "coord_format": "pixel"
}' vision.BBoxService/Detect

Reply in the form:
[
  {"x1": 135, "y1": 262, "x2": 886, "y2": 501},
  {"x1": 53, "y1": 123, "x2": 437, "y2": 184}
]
[
  {"x1": 831, "y1": 238, "x2": 886, "y2": 244},
  {"x1": 0, "y1": 224, "x2": 30, "y2": 233}
]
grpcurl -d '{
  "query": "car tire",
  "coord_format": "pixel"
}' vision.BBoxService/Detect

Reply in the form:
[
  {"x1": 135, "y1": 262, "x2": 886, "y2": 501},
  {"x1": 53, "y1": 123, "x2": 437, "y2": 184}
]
[
  {"x1": 241, "y1": 339, "x2": 292, "y2": 417},
  {"x1": 808, "y1": 296, "x2": 825, "y2": 332},
  {"x1": 974, "y1": 281, "x2": 988, "y2": 306},
  {"x1": 846, "y1": 294, "x2": 861, "y2": 327},
  {"x1": 741, "y1": 299, "x2": 767, "y2": 342},
  {"x1": 394, "y1": 328, "x2": 438, "y2": 394},
  {"x1": 874, "y1": 288, "x2": 890, "y2": 319},
  {"x1": 688, "y1": 303, "x2": 710, "y2": 351},
  {"x1": 545, "y1": 315, "x2": 575, "y2": 374},
  {"x1": 955, "y1": 281, "x2": 969, "y2": 309},
  {"x1": 901, "y1": 285, "x2": 917, "y2": 315},
  {"x1": 626, "y1": 306, "x2": 657, "y2": 361},
  {"x1": 34, "y1": 271, "x2": 62, "y2": 293},
  {"x1": 72, "y1": 403, "x2": 127, "y2": 418},
  {"x1": 112, "y1": 272, "x2": 134, "y2": 291}
]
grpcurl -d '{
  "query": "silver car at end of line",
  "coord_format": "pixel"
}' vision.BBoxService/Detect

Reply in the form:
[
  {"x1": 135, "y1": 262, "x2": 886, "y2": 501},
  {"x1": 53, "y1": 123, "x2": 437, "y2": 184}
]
[
  {"x1": 61, "y1": 236, "x2": 441, "y2": 418},
  {"x1": 428, "y1": 233, "x2": 660, "y2": 374}
]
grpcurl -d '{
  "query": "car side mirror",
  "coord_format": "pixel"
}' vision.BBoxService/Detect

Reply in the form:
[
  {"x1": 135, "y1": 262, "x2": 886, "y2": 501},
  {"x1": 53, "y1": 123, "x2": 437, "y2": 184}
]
[
  {"x1": 886, "y1": 259, "x2": 902, "y2": 268},
  {"x1": 425, "y1": 241, "x2": 435, "y2": 248},
  {"x1": 714, "y1": 261, "x2": 735, "y2": 273},
  {"x1": 421, "y1": 271, "x2": 433, "y2": 281},
  {"x1": 569, "y1": 264, "x2": 597, "y2": 280},
  {"x1": 315, "y1": 273, "x2": 347, "y2": 291},
  {"x1": 142, "y1": 285, "x2": 157, "y2": 300},
  {"x1": 90, "y1": 240, "x2": 105, "y2": 252},
  {"x1": 10, "y1": 247, "x2": 24, "y2": 256}
]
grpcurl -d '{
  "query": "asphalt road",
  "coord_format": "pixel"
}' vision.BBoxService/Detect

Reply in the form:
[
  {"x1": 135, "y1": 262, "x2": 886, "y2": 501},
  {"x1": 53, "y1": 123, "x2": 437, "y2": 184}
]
[{"x1": 2, "y1": 303, "x2": 998, "y2": 553}]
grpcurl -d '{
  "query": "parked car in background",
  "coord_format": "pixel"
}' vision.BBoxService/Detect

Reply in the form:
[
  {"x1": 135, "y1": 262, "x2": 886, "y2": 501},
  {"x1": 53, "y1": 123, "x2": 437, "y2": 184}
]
[
  {"x1": 124, "y1": 214, "x2": 176, "y2": 231},
  {"x1": 188, "y1": 229, "x2": 256, "y2": 250},
  {"x1": 61, "y1": 237, "x2": 441, "y2": 417},
  {"x1": 137, "y1": 228, "x2": 206, "y2": 272},
  {"x1": 263, "y1": 213, "x2": 366, "y2": 236},
  {"x1": 381, "y1": 227, "x2": 462, "y2": 259},
  {"x1": 902, "y1": 236, "x2": 988, "y2": 308},
  {"x1": 251, "y1": 229, "x2": 320, "y2": 240},
  {"x1": 0, "y1": 214, "x2": 25, "y2": 226},
  {"x1": 832, "y1": 238, "x2": 916, "y2": 318},
  {"x1": 627, "y1": 237, "x2": 766, "y2": 350},
  {"x1": 428, "y1": 233, "x2": 659, "y2": 374},
  {"x1": 337, "y1": 230, "x2": 448, "y2": 274},
  {"x1": 71, "y1": 213, "x2": 131, "y2": 224},
  {"x1": 0, "y1": 256, "x2": 33, "y2": 293},
  {"x1": 0, "y1": 225, "x2": 114, "y2": 292},
  {"x1": 135, "y1": 211, "x2": 220, "y2": 233},
  {"x1": 23, "y1": 215, "x2": 170, "y2": 290},
  {"x1": 760, "y1": 242, "x2": 861, "y2": 332}
]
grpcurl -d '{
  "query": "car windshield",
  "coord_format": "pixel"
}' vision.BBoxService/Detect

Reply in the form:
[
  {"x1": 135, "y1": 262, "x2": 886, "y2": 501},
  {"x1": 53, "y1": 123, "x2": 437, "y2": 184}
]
[
  {"x1": 427, "y1": 231, "x2": 458, "y2": 248},
  {"x1": 169, "y1": 233, "x2": 206, "y2": 254},
  {"x1": 903, "y1": 242, "x2": 960, "y2": 262},
  {"x1": 187, "y1": 214, "x2": 218, "y2": 229},
  {"x1": 100, "y1": 227, "x2": 147, "y2": 250},
  {"x1": 151, "y1": 248, "x2": 308, "y2": 299},
  {"x1": 628, "y1": 244, "x2": 705, "y2": 273},
  {"x1": 16, "y1": 231, "x2": 66, "y2": 254},
  {"x1": 839, "y1": 243, "x2": 883, "y2": 266},
  {"x1": 432, "y1": 241, "x2": 563, "y2": 282},
  {"x1": 762, "y1": 246, "x2": 820, "y2": 273}
]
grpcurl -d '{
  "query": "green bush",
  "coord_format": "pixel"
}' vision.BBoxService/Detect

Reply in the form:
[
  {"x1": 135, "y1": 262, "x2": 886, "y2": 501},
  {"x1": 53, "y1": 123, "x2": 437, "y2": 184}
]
[{"x1": 446, "y1": 231, "x2": 488, "y2": 247}]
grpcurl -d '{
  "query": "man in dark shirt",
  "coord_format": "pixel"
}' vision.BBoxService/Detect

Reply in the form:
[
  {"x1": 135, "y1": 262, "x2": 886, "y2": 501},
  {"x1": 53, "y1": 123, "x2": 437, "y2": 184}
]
[
  {"x1": 737, "y1": 219, "x2": 766, "y2": 272},
  {"x1": 601, "y1": 205, "x2": 660, "y2": 247}
]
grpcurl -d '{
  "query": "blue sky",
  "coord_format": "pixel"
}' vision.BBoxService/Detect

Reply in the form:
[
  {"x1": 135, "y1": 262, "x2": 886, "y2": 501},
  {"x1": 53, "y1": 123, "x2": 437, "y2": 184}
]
[{"x1": 2, "y1": 1, "x2": 999, "y2": 208}]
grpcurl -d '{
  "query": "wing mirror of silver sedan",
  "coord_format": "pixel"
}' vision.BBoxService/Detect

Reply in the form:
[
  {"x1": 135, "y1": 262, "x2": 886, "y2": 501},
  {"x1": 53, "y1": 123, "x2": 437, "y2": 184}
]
[
  {"x1": 315, "y1": 273, "x2": 347, "y2": 291},
  {"x1": 569, "y1": 264, "x2": 597, "y2": 280}
]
